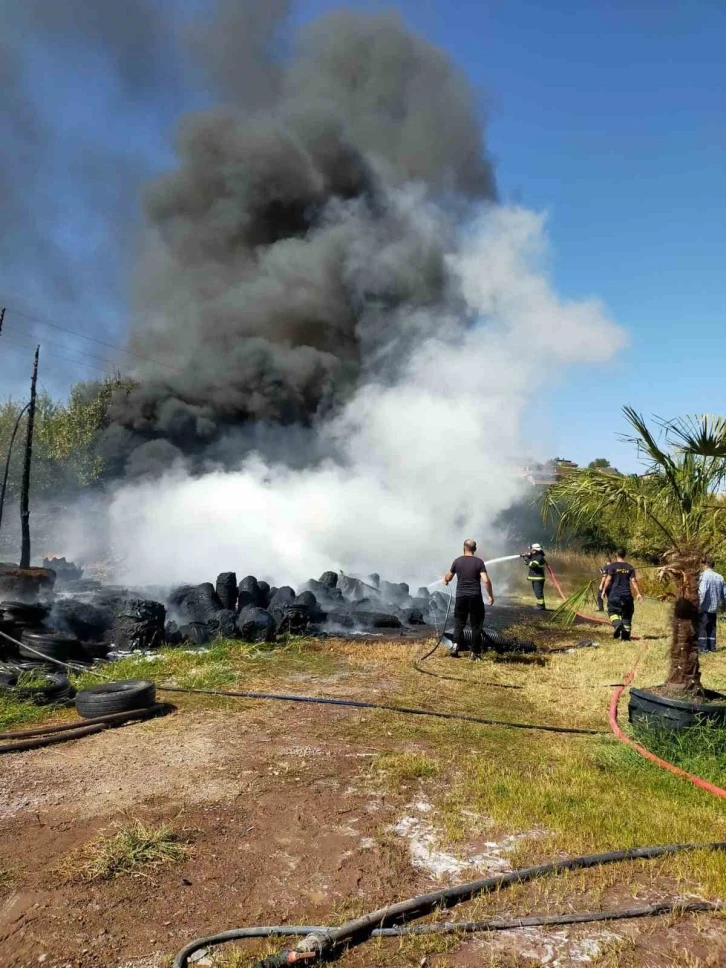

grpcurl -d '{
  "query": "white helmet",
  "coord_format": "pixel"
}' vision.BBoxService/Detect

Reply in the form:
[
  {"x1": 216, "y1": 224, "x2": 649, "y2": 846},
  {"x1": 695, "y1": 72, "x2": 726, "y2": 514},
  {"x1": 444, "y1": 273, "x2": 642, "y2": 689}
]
[{"x1": 530, "y1": 543, "x2": 543, "y2": 551}]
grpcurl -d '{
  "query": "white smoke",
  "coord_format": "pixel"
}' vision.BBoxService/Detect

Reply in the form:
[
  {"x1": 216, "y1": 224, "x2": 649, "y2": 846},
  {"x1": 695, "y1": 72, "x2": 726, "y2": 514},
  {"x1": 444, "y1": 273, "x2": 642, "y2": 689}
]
[{"x1": 108, "y1": 205, "x2": 625, "y2": 589}]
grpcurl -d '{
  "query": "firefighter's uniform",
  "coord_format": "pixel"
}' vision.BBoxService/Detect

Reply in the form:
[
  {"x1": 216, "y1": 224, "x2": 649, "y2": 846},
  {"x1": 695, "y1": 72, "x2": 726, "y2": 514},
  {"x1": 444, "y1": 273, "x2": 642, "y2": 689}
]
[{"x1": 524, "y1": 548, "x2": 546, "y2": 609}]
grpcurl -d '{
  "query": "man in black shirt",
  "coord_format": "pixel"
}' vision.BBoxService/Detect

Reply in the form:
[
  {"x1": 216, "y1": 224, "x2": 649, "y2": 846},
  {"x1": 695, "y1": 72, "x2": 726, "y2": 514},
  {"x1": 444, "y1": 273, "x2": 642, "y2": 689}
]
[
  {"x1": 444, "y1": 539, "x2": 495, "y2": 661},
  {"x1": 603, "y1": 547, "x2": 642, "y2": 640}
]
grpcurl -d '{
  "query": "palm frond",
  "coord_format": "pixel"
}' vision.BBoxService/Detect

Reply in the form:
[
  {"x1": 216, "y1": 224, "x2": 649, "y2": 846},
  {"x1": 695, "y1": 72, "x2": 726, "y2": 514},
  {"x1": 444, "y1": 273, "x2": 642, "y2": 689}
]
[
  {"x1": 548, "y1": 581, "x2": 596, "y2": 627},
  {"x1": 668, "y1": 414, "x2": 726, "y2": 459},
  {"x1": 542, "y1": 466, "x2": 677, "y2": 547}
]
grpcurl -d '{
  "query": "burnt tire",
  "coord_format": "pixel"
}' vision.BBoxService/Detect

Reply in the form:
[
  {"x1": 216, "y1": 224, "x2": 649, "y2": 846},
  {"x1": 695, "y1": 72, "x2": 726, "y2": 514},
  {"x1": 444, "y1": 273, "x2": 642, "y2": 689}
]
[
  {"x1": 19, "y1": 631, "x2": 77, "y2": 662},
  {"x1": 75, "y1": 679, "x2": 156, "y2": 719},
  {"x1": 0, "y1": 671, "x2": 75, "y2": 706}
]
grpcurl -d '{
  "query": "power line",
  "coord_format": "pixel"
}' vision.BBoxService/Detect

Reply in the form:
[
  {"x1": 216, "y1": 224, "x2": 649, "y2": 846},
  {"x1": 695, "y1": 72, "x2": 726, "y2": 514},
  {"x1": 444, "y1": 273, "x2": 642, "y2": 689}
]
[
  {"x1": 0, "y1": 333, "x2": 108, "y2": 373},
  {"x1": 3, "y1": 325, "x2": 128, "y2": 369},
  {"x1": 2, "y1": 303, "x2": 182, "y2": 374}
]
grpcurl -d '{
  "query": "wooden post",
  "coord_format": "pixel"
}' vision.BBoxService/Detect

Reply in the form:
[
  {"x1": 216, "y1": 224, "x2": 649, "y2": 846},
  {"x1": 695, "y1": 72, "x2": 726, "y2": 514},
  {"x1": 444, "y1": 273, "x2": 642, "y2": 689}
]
[
  {"x1": 19, "y1": 347, "x2": 39, "y2": 569},
  {"x1": 0, "y1": 402, "x2": 30, "y2": 538}
]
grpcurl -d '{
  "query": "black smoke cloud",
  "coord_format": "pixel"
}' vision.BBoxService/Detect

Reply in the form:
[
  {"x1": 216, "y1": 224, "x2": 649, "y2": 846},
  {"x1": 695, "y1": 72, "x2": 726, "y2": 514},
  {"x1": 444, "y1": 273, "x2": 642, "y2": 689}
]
[{"x1": 107, "y1": 4, "x2": 497, "y2": 476}]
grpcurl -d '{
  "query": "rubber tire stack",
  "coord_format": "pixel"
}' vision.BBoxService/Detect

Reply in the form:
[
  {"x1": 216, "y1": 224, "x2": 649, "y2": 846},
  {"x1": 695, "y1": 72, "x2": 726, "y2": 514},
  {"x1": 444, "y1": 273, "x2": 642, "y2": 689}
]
[
  {"x1": 19, "y1": 631, "x2": 78, "y2": 663},
  {"x1": 75, "y1": 679, "x2": 156, "y2": 719}
]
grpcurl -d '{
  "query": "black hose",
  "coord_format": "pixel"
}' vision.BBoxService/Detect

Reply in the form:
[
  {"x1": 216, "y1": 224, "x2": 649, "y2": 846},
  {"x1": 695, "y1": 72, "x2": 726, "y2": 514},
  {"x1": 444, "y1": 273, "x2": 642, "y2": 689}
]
[
  {"x1": 172, "y1": 841, "x2": 726, "y2": 967},
  {"x1": 157, "y1": 685, "x2": 603, "y2": 735},
  {"x1": 376, "y1": 899, "x2": 724, "y2": 935},
  {"x1": 0, "y1": 704, "x2": 170, "y2": 754}
]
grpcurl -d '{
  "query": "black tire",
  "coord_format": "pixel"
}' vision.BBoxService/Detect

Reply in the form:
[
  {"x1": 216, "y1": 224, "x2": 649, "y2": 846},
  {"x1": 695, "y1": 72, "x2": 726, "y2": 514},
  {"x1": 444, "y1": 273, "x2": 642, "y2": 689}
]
[
  {"x1": 75, "y1": 679, "x2": 156, "y2": 719},
  {"x1": 0, "y1": 671, "x2": 75, "y2": 706},
  {"x1": 629, "y1": 686, "x2": 726, "y2": 730},
  {"x1": 19, "y1": 631, "x2": 77, "y2": 662}
]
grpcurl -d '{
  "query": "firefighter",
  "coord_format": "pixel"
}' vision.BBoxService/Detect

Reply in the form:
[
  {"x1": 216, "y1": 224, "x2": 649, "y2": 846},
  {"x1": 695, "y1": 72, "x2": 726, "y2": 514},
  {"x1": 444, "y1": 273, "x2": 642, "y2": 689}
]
[
  {"x1": 522, "y1": 543, "x2": 546, "y2": 610},
  {"x1": 596, "y1": 557, "x2": 612, "y2": 612},
  {"x1": 602, "y1": 547, "x2": 643, "y2": 640}
]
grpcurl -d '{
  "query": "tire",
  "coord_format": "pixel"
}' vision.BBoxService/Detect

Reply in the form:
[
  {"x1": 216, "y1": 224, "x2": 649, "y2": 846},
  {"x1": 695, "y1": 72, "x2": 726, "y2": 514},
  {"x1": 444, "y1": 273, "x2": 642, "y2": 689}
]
[
  {"x1": 629, "y1": 687, "x2": 726, "y2": 730},
  {"x1": 0, "y1": 671, "x2": 75, "y2": 706},
  {"x1": 19, "y1": 631, "x2": 77, "y2": 662},
  {"x1": 75, "y1": 679, "x2": 156, "y2": 719}
]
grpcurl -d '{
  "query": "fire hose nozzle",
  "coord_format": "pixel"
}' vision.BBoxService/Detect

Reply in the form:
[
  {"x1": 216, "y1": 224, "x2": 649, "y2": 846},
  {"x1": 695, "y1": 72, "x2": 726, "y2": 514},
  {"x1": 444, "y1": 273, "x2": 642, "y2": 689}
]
[{"x1": 255, "y1": 951, "x2": 317, "y2": 968}]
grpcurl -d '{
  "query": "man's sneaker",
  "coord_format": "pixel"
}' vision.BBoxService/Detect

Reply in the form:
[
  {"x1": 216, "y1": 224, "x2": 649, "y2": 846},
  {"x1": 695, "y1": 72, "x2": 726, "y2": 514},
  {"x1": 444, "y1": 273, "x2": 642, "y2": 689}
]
[
  {"x1": 450, "y1": 649, "x2": 461, "y2": 659},
  {"x1": 469, "y1": 652, "x2": 481, "y2": 661}
]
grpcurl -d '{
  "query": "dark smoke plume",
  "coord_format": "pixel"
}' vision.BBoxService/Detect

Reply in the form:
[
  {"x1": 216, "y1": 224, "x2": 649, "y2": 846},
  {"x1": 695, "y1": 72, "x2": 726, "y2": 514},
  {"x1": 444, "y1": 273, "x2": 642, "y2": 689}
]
[{"x1": 108, "y1": 4, "x2": 497, "y2": 476}]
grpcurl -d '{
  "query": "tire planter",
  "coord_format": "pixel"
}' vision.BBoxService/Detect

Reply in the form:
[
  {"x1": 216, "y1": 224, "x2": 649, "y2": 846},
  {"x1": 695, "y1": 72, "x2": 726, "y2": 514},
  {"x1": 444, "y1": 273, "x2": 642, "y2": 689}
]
[
  {"x1": 0, "y1": 671, "x2": 75, "y2": 706},
  {"x1": 19, "y1": 630, "x2": 79, "y2": 663},
  {"x1": 629, "y1": 687, "x2": 726, "y2": 730},
  {"x1": 75, "y1": 679, "x2": 156, "y2": 719}
]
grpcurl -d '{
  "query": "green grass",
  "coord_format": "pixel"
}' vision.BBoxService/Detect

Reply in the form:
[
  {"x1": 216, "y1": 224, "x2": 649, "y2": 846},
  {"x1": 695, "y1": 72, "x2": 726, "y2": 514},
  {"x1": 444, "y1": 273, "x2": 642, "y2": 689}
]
[
  {"x1": 0, "y1": 635, "x2": 342, "y2": 733},
  {"x1": 61, "y1": 819, "x2": 191, "y2": 882},
  {"x1": 629, "y1": 720, "x2": 726, "y2": 787},
  {"x1": 373, "y1": 751, "x2": 441, "y2": 784}
]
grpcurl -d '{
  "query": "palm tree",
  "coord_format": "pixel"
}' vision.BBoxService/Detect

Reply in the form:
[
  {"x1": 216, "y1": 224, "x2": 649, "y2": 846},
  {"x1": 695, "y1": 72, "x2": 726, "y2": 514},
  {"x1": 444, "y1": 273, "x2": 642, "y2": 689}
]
[{"x1": 543, "y1": 408, "x2": 726, "y2": 698}]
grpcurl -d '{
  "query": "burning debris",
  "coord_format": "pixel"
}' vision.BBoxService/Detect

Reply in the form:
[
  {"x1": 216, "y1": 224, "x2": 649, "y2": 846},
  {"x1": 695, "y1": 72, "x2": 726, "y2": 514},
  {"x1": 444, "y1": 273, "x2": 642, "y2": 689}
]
[{"x1": 0, "y1": 564, "x2": 453, "y2": 672}]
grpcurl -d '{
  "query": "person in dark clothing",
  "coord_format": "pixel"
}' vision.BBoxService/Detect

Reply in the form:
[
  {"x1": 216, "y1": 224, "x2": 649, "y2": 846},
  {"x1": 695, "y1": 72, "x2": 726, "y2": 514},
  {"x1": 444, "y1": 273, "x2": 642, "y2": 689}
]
[
  {"x1": 522, "y1": 543, "x2": 546, "y2": 609},
  {"x1": 596, "y1": 558, "x2": 612, "y2": 612},
  {"x1": 444, "y1": 539, "x2": 494, "y2": 661},
  {"x1": 603, "y1": 547, "x2": 642, "y2": 640}
]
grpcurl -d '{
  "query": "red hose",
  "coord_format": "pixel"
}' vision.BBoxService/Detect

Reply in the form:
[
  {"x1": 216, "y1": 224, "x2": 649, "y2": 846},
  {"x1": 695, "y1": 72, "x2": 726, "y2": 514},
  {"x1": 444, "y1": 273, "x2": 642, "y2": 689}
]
[{"x1": 547, "y1": 561, "x2": 726, "y2": 800}]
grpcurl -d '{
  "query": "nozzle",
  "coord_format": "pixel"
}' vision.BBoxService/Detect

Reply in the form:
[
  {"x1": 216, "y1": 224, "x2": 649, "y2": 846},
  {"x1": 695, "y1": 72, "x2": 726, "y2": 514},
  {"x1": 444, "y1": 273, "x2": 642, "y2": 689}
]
[{"x1": 255, "y1": 951, "x2": 317, "y2": 968}]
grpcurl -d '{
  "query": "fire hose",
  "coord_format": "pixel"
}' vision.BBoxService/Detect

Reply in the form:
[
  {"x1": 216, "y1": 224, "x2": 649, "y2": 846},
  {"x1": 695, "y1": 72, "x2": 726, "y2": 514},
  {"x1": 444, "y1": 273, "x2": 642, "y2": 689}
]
[
  {"x1": 545, "y1": 562, "x2": 726, "y2": 799},
  {"x1": 172, "y1": 841, "x2": 726, "y2": 967}
]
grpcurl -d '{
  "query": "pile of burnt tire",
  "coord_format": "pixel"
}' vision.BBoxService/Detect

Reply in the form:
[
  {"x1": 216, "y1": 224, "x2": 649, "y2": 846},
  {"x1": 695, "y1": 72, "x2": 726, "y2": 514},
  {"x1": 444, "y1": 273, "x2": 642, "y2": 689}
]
[
  {"x1": 163, "y1": 570, "x2": 442, "y2": 646},
  {"x1": 0, "y1": 600, "x2": 77, "y2": 707}
]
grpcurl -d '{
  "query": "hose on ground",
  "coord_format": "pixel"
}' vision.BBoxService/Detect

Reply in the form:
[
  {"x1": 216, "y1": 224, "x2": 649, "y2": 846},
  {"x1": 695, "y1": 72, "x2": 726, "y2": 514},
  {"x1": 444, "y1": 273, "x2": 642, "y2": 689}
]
[
  {"x1": 0, "y1": 703, "x2": 169, "y2": 754},
  {"x1": 544, "y1": 561, "x2": 726, "y2": 798},
  {"x1": 158, "y1": 685, "x2": 603, "y2": 735},
  {"x1": 172, "y1": 841, "x2": 726, "y2": 967}
]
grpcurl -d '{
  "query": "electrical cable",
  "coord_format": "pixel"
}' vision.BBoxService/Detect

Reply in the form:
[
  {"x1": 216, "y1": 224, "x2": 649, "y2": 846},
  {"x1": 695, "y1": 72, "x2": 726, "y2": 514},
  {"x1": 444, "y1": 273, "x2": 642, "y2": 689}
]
[
  {"x1": 1, "y1": 304, "x2": 183, "y2": 373},
  {"x1": 172, "y1": 841, "x2": 726, "y2": 967}
]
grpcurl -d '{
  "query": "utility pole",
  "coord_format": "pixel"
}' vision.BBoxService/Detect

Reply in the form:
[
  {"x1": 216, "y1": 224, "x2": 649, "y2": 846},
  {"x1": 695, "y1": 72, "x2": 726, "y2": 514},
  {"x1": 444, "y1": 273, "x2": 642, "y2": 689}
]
[
  {"x1": 19, "y1": 346, "x2": 39, "y2": 569},
  {"x1": 0, "y1": 307, "x2": 5, "y2": 338},
  {"x1": 0, "y1": 402, "x2": 30, "y2": 538}
]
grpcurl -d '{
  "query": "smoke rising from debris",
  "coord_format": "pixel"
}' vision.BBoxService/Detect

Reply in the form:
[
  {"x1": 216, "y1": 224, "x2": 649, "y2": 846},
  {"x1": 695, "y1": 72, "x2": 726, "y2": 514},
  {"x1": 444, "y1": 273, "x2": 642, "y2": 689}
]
[
  {"x1": 108, "y1": 5, "x2": 497, "y2": 473},
  {"x1": 112, "y1": 206, "x2": 624, "y2": 587},
  {"x1": 1, "y1": 1, "x2": 626, "y2": 584}
]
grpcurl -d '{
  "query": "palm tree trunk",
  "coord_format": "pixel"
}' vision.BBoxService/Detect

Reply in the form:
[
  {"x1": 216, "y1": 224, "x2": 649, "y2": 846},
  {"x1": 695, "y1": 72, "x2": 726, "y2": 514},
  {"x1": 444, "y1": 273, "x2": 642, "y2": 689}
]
[{"x1": 664, "y1": 547, "x2": 703, "y2": 696}]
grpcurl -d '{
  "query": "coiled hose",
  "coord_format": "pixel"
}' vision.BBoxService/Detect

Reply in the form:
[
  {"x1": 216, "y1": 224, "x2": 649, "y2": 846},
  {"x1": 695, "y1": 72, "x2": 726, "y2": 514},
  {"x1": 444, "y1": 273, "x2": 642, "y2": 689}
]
[{"x1": 172, "y1": 841, "x2": 726, "y2": 967}]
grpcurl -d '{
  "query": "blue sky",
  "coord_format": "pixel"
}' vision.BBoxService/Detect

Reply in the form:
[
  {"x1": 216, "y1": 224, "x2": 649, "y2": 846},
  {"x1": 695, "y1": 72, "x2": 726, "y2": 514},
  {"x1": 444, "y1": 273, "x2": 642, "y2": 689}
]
[{"x1": 1, "y1": 0, "x2": 724, "y2": 472}]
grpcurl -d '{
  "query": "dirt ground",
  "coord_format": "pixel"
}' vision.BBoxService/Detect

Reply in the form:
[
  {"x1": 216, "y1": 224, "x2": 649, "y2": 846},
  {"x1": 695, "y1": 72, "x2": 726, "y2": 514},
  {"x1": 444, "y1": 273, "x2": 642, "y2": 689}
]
[{"x1": 2, "y1": 614, "x2": 726, "y2": 967}]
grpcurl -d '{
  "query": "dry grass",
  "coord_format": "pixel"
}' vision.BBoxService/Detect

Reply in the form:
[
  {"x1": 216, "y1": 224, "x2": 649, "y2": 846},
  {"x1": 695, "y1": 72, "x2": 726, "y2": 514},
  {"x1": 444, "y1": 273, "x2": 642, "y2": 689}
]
[
  {"x1": 61, "y1": 819, "x2": 191, "y2": 882},
  {"x1": 6, "y1": 580, "x2": 726, "y2": 965}
]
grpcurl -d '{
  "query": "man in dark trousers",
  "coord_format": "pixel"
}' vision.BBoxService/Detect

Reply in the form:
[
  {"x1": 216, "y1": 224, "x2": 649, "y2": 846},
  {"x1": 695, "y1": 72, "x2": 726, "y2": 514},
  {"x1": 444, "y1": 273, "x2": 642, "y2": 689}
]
[
  {"x1": 596, "y1": 557, "x2": 612, "y2": 612},
  {"x1": 522, "y1": 543, "x2": 547, "y2": 609},
  {"x1": 444, "y1": 539, "x2": 494, "y2": 661},
  {"x1": 603, "y1": 548, "x2": 642, "y2": 640},
  {"x1": 698, "y1": 556, "x2": 726, "y2": 652}
]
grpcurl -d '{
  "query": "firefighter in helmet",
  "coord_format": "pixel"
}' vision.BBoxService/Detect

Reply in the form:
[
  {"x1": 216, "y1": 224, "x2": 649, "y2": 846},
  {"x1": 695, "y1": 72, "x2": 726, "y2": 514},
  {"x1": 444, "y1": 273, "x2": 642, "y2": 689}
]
[{"x1": 522, "y1": 543, "x2": 546, "y2": 610}]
